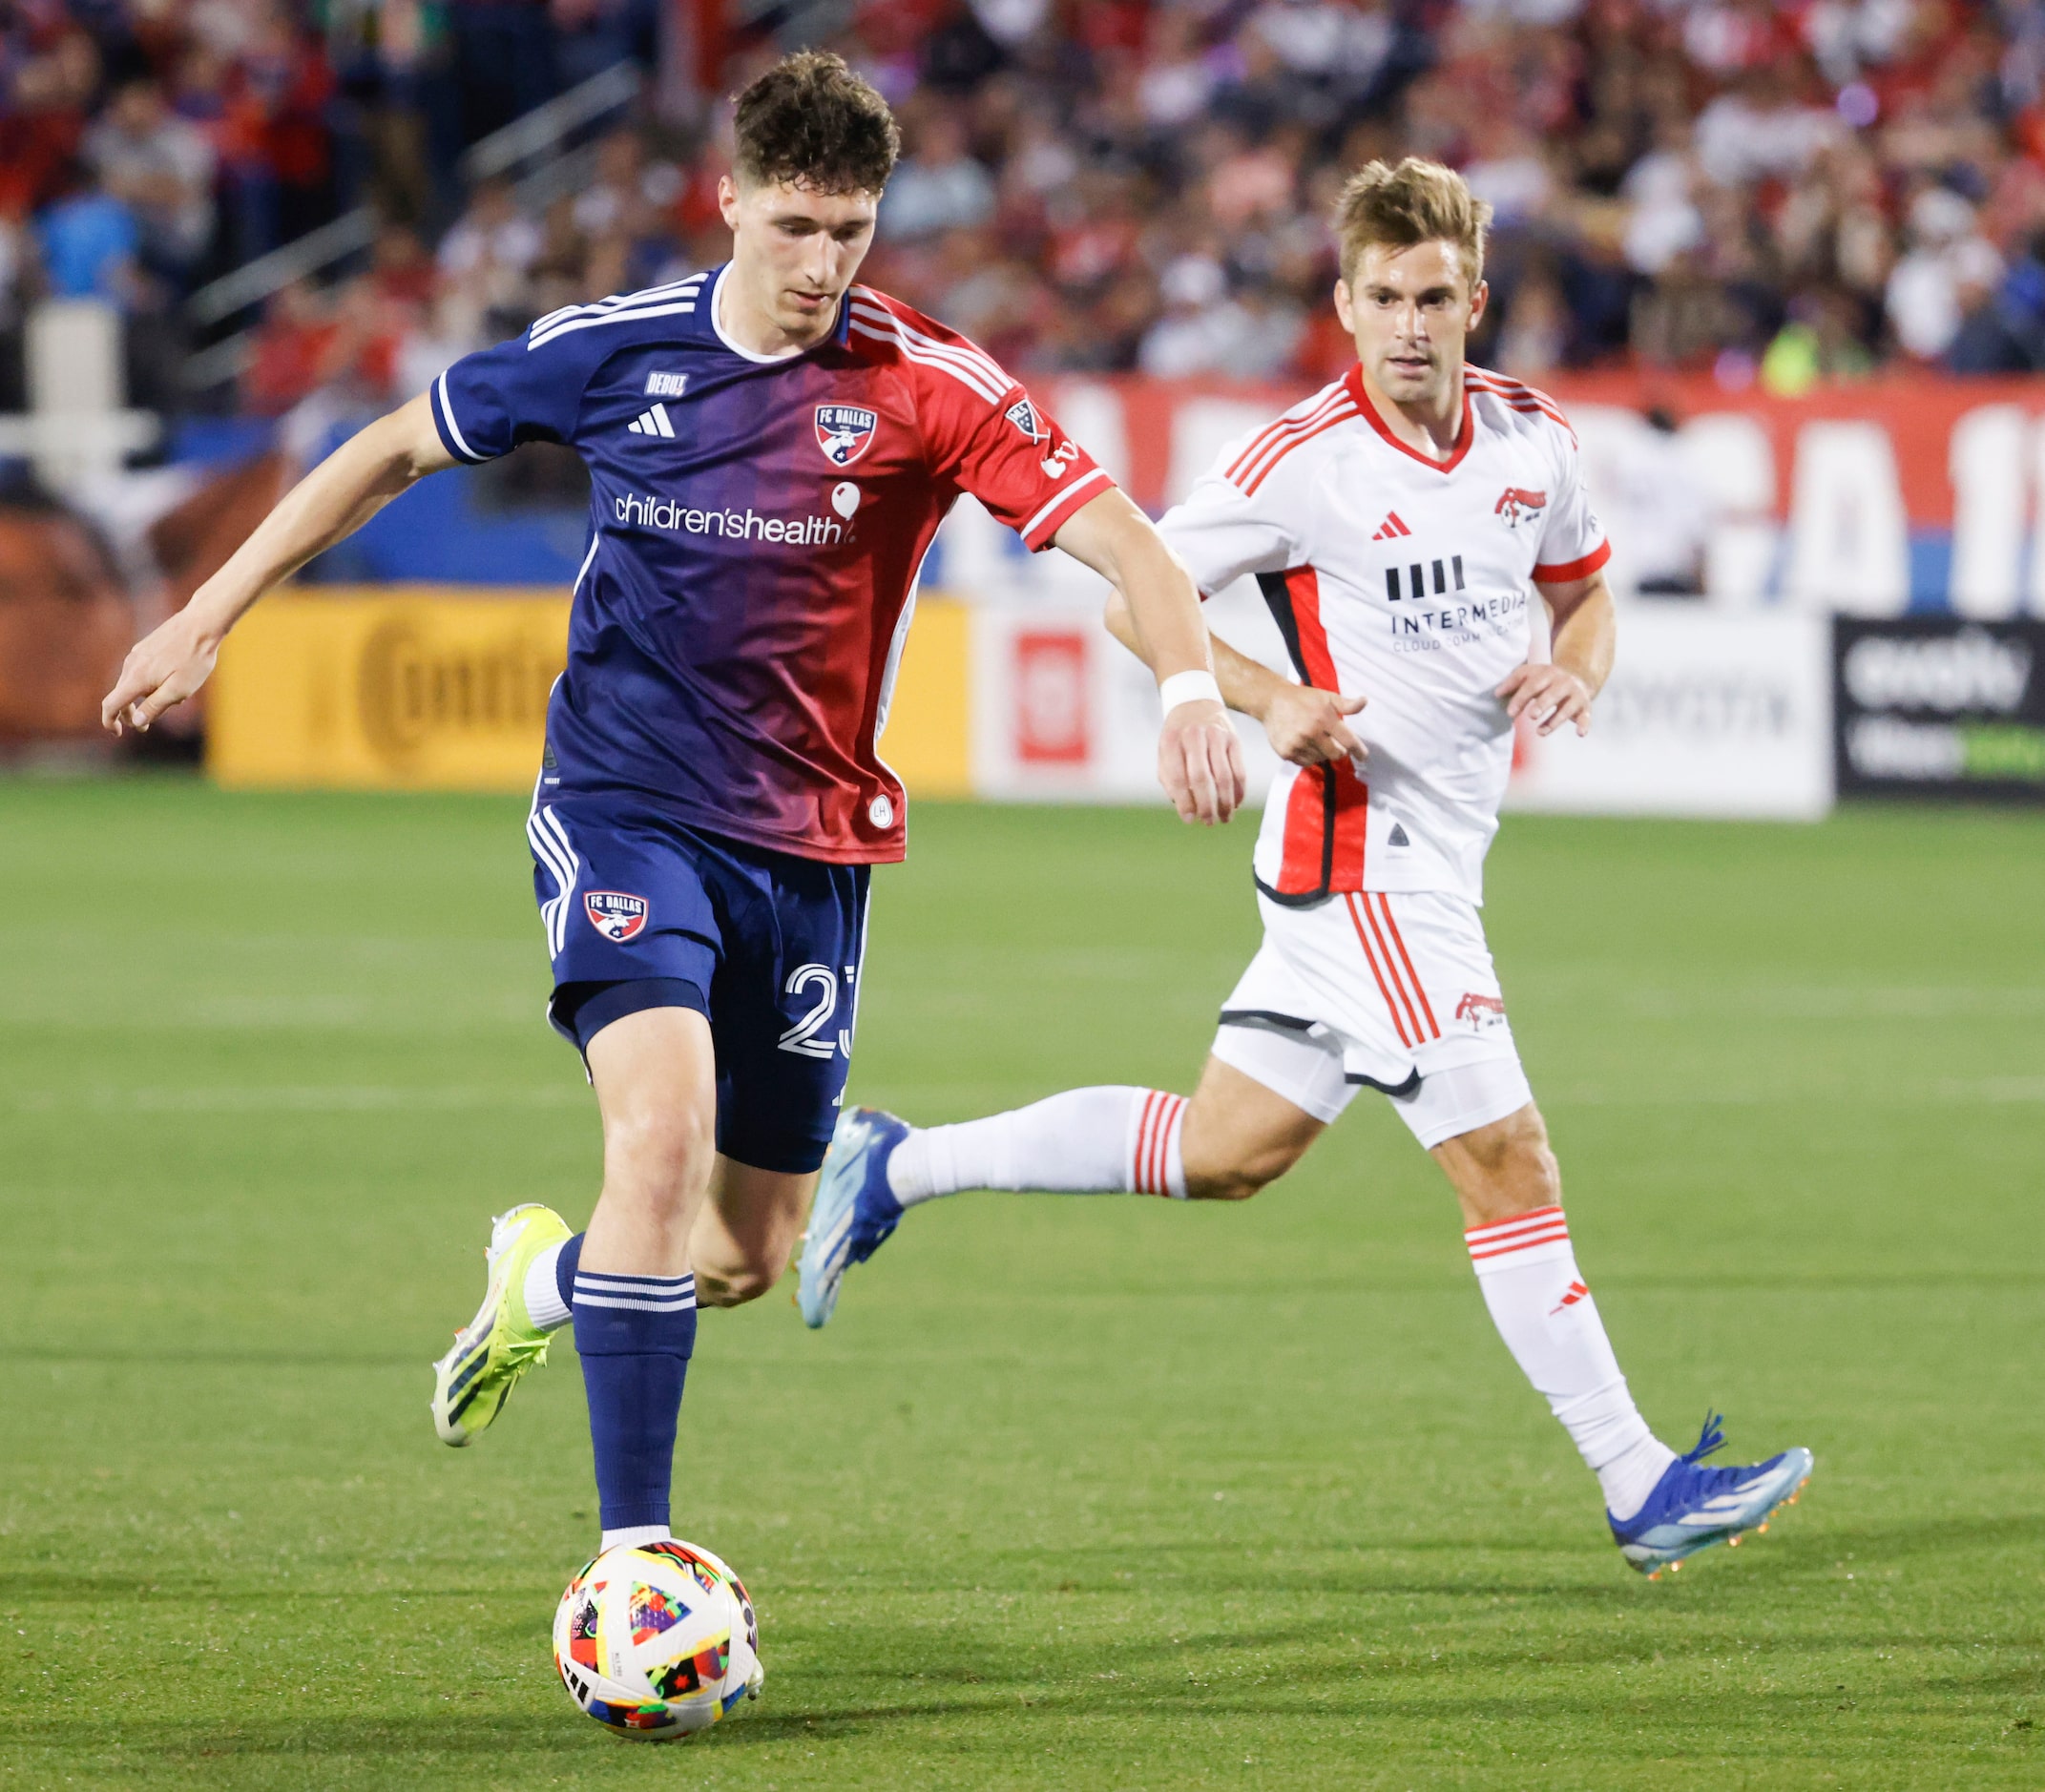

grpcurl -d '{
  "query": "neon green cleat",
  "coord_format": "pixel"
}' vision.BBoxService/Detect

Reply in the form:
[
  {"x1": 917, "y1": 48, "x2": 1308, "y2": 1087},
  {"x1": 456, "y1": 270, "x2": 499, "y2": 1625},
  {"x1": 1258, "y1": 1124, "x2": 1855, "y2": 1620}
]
[{"x1": 430, "y1": 1203, "x2": 573, "y2": 1448}]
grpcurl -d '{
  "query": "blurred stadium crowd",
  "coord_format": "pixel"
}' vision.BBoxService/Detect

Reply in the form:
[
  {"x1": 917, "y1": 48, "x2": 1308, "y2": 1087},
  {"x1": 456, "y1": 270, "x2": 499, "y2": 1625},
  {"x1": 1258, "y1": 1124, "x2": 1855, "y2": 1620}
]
[{"x1": 6, "y1": 0, "x2": 2045, "y2": 423}]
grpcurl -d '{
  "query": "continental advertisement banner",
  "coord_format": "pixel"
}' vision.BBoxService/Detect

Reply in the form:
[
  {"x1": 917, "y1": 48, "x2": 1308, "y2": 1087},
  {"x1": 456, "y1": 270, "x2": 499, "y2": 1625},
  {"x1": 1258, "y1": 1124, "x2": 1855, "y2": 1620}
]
[
  {"x1": 206, "y1": 586, "x2": 972, "y2": 797},
  {"x1": 209, "y1": 588, "x2": 569, "y2": 790}
]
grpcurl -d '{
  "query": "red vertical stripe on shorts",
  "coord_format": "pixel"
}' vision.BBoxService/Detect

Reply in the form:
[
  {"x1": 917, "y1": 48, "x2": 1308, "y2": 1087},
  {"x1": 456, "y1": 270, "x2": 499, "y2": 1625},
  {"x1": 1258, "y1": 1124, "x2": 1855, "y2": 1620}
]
[
  {"x1": 1373, "y1": 893, "x2": 1439, "y2": 1038},
  {"x1": 1357, "y1": 892, "x2": 1427, "y2": 1044},
  {"x1": 1345, "y1": 894, "x2": 1413, "y2": 1048}
]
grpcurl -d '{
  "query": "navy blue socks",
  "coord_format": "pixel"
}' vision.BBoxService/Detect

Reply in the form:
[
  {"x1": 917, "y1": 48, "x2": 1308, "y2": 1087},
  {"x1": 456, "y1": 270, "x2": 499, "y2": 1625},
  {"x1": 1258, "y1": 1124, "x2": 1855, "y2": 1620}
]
[{"x1": 571, "y1": 1264, "x2": 698, "y2": 1536}]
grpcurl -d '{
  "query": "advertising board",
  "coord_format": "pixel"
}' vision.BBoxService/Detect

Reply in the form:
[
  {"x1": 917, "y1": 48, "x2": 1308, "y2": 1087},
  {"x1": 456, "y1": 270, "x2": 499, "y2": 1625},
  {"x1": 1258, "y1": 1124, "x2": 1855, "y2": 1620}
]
[
  {"x1": 205, "y1": 586, "x2": 974, "y2": 797},
  {"x1": 208, "y1": 588, "x2": 567, "y2": 790},
  {"x1": 1509, "y1": 608, "x2": 1834, "y2": 820},
  {"x1": 1833, "y1": 618, "x2": 2045, "y2": 802}
]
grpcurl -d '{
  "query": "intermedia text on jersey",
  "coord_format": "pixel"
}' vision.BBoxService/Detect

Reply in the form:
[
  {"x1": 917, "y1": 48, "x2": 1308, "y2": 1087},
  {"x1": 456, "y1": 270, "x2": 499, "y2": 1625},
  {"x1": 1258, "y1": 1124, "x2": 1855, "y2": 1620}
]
[{"x1": 613, "y1": 490, "x2": 847, "y2": 546}]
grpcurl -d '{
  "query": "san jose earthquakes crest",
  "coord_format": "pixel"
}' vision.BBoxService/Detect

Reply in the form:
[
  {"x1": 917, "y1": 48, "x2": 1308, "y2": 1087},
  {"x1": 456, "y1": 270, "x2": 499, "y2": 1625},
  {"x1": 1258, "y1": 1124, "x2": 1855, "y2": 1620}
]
[
  {"x1": 815, "y1": 405, "x2": 877, "y2": 468},
  {"x1": 584, "y1": 891, "x2": 649, "y2": 942}
]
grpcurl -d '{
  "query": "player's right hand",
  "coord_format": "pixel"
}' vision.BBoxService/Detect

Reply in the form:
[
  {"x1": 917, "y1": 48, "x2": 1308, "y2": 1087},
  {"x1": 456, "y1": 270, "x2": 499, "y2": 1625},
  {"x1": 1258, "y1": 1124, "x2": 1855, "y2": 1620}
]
[
  {"x1": 1159, "y1": 698, "x2": 1246, "y2": 826},
  {"x1": 1262, "y1": 685, "x2": 1367, "y2": 771},
  {"x1": 100, "y1": 608, "x2": 221, "y2": 735}
]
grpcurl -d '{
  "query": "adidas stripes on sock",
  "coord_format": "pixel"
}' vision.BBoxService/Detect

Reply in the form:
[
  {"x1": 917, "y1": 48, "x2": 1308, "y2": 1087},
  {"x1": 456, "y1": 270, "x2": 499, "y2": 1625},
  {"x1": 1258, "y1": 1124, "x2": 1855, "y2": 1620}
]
[
  {"x1": 887, "y1": 1086, "x2": 1188, "y2": 1204},
  {"x1": 571, "y1": 1266, "x2": 696, "y2": 1537},
  {"x1": 1464, "y1": 1206, "x2": 1676, "y2": 1520}
]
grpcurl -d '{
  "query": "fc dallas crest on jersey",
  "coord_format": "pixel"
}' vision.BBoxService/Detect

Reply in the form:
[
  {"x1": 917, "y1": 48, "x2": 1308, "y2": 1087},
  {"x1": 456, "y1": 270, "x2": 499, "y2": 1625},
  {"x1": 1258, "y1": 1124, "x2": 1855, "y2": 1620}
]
[
  {"x1": 815, "y1": 404, "x2": 877, "y2": 467},
  {"x1": 584, "y1": 890, "x2": 649, "y2": 941}
]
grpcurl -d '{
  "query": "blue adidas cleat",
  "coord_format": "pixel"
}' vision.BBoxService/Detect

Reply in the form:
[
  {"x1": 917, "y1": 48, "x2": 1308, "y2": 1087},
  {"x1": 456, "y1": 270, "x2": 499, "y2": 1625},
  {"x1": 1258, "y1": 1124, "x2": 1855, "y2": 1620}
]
[
  {"x1": 1611, "y1": 1413, "x2": 1813, "y2": 1578},
  {"x1": 797, "y1": 1106, "x2": 910, "y2": 1329}
]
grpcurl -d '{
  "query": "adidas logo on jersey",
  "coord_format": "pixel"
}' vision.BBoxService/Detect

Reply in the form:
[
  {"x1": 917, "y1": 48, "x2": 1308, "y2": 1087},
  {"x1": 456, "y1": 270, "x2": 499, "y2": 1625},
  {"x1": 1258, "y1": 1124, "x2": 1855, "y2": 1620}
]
[
  {"x1": 1371, "y1": 511, "x2": 1411, "y2": 540},
  {"x1": 628, "y1": 404, "x2": 677, "y2": 438}
]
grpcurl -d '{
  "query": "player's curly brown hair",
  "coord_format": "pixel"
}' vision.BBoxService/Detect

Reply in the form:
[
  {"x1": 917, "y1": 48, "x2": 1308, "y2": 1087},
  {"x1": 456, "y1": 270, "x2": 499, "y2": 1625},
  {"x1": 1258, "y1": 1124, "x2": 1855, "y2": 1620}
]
[
  {"x1": 1335, "y1": 158, "x2": 1492, "y2": 290},
  {"x1": 732, "y1": 52, "x2": 900, "y2": 197}
]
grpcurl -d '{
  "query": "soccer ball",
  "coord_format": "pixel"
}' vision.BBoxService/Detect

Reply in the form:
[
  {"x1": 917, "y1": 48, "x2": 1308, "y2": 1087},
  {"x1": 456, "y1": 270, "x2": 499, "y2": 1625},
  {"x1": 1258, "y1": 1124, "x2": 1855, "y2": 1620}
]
[{"x1": 552, "y1": 1539, "x2": 763, "y2": 1740}]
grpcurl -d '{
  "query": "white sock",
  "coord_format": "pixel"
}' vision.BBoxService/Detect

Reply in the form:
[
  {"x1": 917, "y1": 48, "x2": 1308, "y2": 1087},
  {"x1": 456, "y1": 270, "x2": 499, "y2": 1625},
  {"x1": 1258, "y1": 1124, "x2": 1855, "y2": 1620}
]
[
  {"x1": 1464, "y1": 1206, "x2": 1676, "y2": 1520},
  {"x1": 599, "y1": 1524, "x2": 673, "y2": 1552},
  {"x1": 524, "y1": 1240, "x2": 572, "y2": 1333},
  {"x1": 887, "y1": 1086, "x2": 1187, "y2": 1204}
]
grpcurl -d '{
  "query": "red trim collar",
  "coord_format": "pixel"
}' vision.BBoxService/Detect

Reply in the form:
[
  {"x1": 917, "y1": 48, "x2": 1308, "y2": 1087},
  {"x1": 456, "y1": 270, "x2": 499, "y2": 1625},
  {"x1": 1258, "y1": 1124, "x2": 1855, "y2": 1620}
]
[{"x1": 1345, "y1": 362, "x2": 1473, "y2": 473}]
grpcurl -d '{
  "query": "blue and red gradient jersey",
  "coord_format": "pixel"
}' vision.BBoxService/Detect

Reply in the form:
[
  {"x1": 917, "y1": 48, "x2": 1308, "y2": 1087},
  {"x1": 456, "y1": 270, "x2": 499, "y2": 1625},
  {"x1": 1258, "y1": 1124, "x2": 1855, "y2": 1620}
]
[{"x1": 428, "y1": 265, "x2": 1111, "y2": 863}]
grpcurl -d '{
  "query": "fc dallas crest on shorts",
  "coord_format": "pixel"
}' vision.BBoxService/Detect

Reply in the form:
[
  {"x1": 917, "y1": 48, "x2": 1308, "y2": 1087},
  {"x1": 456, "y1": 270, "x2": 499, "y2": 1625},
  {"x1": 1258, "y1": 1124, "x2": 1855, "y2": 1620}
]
[
  {"x1": 815, "y1": 404, "x2": 877, "y2": 467},
  {"x1": 584, "y1": 890, "x2": 649, "y2": 942}
]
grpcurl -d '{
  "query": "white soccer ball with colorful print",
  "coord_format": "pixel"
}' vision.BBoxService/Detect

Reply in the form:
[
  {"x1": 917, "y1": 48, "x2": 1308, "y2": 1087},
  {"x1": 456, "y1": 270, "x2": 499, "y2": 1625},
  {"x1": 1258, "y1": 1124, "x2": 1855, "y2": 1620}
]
[{"x1": 552, "y1": 1539, "x2": 763, "y2": 1740}]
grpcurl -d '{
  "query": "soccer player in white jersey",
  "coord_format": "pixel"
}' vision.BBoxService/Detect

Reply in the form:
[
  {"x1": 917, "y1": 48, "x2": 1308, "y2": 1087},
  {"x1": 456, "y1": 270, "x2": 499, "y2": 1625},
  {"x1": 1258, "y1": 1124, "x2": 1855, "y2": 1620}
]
[{"x1": 801, "y1": 158, "x2": 1811, "y2": 1578}]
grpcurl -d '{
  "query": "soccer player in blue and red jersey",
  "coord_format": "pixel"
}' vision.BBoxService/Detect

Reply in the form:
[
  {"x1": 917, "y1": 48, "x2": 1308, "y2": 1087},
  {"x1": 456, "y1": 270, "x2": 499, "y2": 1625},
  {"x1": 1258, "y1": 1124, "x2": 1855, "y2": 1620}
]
[{"x1": 101, "y1": 53, "x2": 1245, "y2": 1568}]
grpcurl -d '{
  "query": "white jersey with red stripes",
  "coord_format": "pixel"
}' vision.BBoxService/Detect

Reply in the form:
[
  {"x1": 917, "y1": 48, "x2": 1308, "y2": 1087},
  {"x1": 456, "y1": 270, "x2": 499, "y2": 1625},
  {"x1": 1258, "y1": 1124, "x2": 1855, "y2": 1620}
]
[{"x1": 1158, "y1": 362, "x2": 1609, "y2": 906}]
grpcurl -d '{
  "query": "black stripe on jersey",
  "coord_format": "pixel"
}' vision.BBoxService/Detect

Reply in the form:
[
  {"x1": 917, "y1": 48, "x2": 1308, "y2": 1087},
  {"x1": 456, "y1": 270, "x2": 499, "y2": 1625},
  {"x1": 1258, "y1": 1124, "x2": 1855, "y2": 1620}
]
[
  {"x1": 1252, "y1": 570, "x2": 1341, "y2": 909},
  {"x1": 1385, "y1": 567, "x2": 1401, "y2": 602},
  {"x1": 1452, "y1": 554, "x2": 1465, "y2": 590},
  {"x1": 1256, "y1": 571, "x2": 1312, "y2": 683}
]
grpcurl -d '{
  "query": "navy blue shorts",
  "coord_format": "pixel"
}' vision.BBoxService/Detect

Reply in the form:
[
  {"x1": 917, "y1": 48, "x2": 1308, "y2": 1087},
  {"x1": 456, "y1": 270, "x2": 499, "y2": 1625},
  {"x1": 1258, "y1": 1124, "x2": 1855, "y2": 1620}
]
[{"x1": 526, "y1": 793, "x2": 869, "y2": 1175}]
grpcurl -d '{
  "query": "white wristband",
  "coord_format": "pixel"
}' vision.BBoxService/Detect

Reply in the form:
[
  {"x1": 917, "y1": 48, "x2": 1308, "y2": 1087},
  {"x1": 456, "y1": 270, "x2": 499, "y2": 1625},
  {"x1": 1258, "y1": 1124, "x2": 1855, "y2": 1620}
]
[{"x1": 1158, "y1": 670, "x2": 1222, "y2": 717}]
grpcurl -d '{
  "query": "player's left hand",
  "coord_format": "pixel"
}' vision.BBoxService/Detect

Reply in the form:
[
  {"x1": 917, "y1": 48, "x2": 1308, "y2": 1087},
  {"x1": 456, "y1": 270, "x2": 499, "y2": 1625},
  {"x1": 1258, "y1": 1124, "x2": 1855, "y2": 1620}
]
[
  {"x1": 1496, "y1": 663, "x2": 1594, "y2": 737},
  {"x1": 1159, "y1": 698, "x2": 1246, "y2": 826}
]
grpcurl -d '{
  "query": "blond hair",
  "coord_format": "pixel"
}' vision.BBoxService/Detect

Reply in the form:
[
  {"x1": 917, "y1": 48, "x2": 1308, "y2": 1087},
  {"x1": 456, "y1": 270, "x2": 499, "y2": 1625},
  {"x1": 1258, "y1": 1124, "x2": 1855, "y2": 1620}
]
[{"x1": 1334, "y1": 157, "x2": 1492, "y2": 290}]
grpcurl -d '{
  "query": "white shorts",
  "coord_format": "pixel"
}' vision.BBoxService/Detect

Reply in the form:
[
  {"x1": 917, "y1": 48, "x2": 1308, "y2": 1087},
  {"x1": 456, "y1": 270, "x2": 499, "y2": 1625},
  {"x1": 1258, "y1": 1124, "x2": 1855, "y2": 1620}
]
[{"x1": 1210, "y1": 889, "x2": 1532, "y2": 1151}]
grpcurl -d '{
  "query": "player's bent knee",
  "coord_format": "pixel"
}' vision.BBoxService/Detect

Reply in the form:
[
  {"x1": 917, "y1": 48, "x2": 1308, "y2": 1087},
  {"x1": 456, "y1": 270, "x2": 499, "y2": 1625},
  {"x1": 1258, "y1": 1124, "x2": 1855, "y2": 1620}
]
[{"x1": 692, "y1": 1252, "x2": 785, "y2": 1307}]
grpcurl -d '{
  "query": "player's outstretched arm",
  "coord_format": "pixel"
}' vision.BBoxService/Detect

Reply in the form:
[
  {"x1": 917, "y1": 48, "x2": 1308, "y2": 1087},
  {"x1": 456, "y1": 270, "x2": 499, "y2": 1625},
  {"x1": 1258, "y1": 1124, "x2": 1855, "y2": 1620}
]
[
  {"x1": 1112, "y1": 611, "x2": 1367, "y2": 773},
  {"x1": 100, "y1": 392, "x2": 457, "y2": 734},
  {"x1": 1053, "y1": 489, "x2": 1246, "y2": 826},
  {"x1": 1497, "y1": 570, "x2": 1617, "y2": 738}
]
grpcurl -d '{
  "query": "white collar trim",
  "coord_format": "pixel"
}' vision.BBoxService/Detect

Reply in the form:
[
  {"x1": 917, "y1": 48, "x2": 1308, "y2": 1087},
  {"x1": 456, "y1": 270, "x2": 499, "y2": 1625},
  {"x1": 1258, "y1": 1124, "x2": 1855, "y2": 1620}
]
[{"x1": 711, "y1": 264, "x2": 812, "y2": 364}]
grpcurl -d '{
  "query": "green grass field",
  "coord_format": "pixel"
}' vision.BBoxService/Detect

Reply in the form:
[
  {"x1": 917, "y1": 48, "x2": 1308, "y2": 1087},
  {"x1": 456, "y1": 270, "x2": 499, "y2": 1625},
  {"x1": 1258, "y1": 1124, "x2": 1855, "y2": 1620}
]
[{"x1": 1, "y1": 783, "x2": 2040, "y2": 1789}]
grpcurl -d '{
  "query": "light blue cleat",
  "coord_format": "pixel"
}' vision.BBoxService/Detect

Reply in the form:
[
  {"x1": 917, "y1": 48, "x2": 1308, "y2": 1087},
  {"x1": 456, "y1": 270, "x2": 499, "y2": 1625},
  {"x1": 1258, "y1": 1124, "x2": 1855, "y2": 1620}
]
[
  {"x1": 797, "y1": 1106, "x2": 910, "y2": 1328},
  {"x1": 1611, "y1": 1413, "x2": 1813, "y2": 1578}
]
